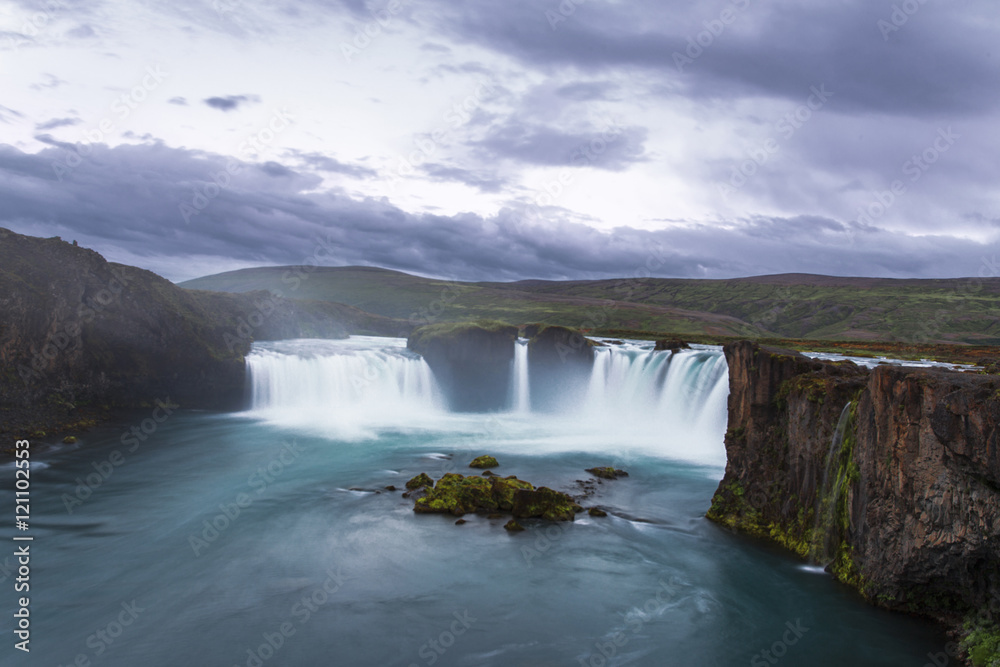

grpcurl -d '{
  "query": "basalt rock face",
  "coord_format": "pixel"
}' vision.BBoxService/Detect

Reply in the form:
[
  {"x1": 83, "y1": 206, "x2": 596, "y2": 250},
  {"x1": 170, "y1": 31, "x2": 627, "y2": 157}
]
[
  {"x1": 407, "y1": 322, "x2": 518, "y2": 411},
  {"x1": 0, "y1": 229, "x2": 359, "y2": 440},
  {"x1": 709, "y1": 341, "x2": 1000, "y2": 626},
  {"x1": 526, "y1": 325, "x2": 595, "y2": 412}
]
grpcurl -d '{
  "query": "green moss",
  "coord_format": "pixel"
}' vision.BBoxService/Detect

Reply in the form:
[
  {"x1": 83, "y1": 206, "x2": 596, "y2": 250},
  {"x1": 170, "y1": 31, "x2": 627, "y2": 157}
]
[
  {"x1": 585, "y1": 466, "x2": 628, "y2": 480},
  {"x1": 405, "y1": 473, "x2": 434, "y2": 490},
  {"x1": 491, "y1": 476, "x2": 534, "y2": 511},
  {"x1": 725, "y1": 426, "x2": 746, "y2": 442},
  {"x1": 414, "y1": 473, "x2": 537, "y2": 517},
  {"x1": 469, "y1": 455, "x2": 499, "y2": 469},
  {"x1": 511, "y1": 487, "x2": 581, "y2": 522},
  {"x1": 408, "y1": 320, "x2": 517, "y2": 349},
  {"x1": 961, "y1": 617, "x2": 1000, "y2": 667}
]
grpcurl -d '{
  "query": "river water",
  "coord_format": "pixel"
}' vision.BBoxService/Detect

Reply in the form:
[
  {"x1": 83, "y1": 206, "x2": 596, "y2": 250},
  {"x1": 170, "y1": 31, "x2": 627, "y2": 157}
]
[{"x1": 1, "y1": 337, "x2": 946, "y2": 666}]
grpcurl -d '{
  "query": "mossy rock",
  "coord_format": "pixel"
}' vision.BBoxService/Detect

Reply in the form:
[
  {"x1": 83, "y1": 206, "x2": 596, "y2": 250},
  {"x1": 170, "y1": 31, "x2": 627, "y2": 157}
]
[
  {"x1": 512, "y1": 487, "x2": 581, "y2": 522},
  {"x1": 469, "y1": 455, "x2": 499, "y2": 469},
  {"x1": 491, "y1": 476, "x2": 534, "y2": 511},
  {"x1": 405, "y1": 473, "x2": 434, "y2": 490},
  {"x1": 588, "y1": 507, "x2": 608, "y2": 517},
  {"x1": 62, "y1": 435, "x2": 77, "y2": 444},
  {"x1": 586, "y1": 467, "x2": 629, "y2": 480},
  {"x1": 414, "y1": 473, "x2": 498, "y2": 516},
  {"x1": 504, "y1": 519, "x2": 525, "y2": 532}
]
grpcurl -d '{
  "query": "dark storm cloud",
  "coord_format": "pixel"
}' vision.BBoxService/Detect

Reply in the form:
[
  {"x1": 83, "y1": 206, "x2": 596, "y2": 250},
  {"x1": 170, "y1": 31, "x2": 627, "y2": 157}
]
[
  {"x1": 0, "y1": 141, "x2": 995, "y2": 283},
  {"x1": 35, "y1": 117, "x2": 81, "y2": 131},
  {"x1": 203, "y1": 94, "x2": 261, "y2": 112},
  {"x1": 429, "y1": 0, "x2": 1000, "y2": 116},
  {"x1": 473, "y1": 120, "x2": 647, "y2": 171}
]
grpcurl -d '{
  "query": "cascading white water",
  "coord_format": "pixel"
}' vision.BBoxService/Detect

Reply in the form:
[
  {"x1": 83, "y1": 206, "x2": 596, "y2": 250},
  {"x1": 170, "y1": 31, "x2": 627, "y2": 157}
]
[
  {"x1": 246, "y1": 336, "x2": 445, "y2": 439},
  {"x1": 509, "y1": 338, "x2": 531, "y2": 413},
  {"x1": 245, "y1": 336, "x2": 729, "y2": 466},
  {"x1": 572, "y1": 341, "x2": 730, "y2": 466}
]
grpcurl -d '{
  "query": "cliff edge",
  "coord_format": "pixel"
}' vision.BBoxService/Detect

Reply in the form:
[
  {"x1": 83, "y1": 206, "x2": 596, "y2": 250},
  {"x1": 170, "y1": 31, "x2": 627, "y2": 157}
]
[{"x1": 708, "y1": 341, "x2": 1000, "y2": 637}]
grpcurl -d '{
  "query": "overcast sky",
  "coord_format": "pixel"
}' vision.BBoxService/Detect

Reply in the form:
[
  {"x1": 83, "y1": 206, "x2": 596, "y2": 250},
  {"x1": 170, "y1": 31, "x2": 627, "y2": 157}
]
[{"x1": 1, "y1": 0, "x2": 999, "y2": 282}]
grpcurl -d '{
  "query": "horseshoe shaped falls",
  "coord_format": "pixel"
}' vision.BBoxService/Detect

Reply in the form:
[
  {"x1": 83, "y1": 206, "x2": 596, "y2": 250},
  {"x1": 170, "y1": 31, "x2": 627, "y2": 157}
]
[{"x1": 5, "y1": 335, "x2": 948, "y2": 667}]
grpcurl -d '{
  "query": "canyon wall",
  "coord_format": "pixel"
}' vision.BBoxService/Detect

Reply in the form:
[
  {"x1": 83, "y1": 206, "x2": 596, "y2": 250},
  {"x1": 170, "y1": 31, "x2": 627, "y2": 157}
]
[{"x1": 709, "y1": 341, "x2": 1000, "y2": 626}]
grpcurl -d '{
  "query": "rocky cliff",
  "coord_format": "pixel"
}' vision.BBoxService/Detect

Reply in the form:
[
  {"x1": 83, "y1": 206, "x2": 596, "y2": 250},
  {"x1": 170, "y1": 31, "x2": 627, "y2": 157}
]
[
  {"x1": 527, "y1": 324, "x2": 596, "y2": 412},
  {"x1": 407, "y1": 321, "x2": 518, "y2": 411},
  {"x1": 0, "y1": 229, "x2": 400, "y2": 440},
  {"x1": 709, "y1": 341, "x2": 1000, "y2": 633}
]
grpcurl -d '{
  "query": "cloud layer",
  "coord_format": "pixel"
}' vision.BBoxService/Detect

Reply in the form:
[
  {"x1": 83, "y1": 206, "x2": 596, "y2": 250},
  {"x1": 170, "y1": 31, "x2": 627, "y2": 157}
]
[{"x1": 1, "y1": 0, "x2": 998, "y2": 282}]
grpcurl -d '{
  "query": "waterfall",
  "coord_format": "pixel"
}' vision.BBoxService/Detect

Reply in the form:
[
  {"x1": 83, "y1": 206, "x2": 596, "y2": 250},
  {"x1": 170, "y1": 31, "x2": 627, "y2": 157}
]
[
  {"x1": 811, "y1": 402, "x2": 853, "y2": 565},
  {"x1": 509, "y1": 338, "x2": 531, "y2": 413},
  {"x1": 245, "y1": 336, "x2": 730, "y2": 465},
  {"x1": 246, "y1": 337, "x2": 445, "y2": 439}
]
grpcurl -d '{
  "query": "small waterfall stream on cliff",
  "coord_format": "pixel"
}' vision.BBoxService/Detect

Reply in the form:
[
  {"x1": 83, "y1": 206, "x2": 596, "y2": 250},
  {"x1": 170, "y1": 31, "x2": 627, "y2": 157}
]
[
  {"x1": 811, "y1": 402, "x2": 854, "y2": 565},
  {"x1": 509, "y1": 337, "x2": 531, "y2": 413},
  {"x1": 8, "y1": 336, "x2": 948, "y2": 666}
]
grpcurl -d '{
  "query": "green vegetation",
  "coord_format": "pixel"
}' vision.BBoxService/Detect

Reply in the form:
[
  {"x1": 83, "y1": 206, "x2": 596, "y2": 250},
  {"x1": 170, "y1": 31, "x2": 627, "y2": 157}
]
[
  {"x1": 405, "y1": 473, "x2": 434, "y2": 490},
  {"x1": 962, "y1": 617, "x2": 1000, "y2": 667},
  {"x1": 411, "y1": 471, "x2": 582, "y2": 522},
  {"x1": 181, "y1": 266, "x2": 1000, "y2": 345},
  {"x1": 408, "y1": 320, "x2": 517, "y2": 350},
  {"x1": 469, "y1": 455, "x2": 499, "y2": 469}
]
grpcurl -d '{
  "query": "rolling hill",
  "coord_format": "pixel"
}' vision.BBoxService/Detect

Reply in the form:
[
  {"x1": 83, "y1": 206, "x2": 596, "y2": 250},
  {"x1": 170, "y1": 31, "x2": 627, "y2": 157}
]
[{"x1": 180, "y1": 266, "x2": 1000, "y2": 345}]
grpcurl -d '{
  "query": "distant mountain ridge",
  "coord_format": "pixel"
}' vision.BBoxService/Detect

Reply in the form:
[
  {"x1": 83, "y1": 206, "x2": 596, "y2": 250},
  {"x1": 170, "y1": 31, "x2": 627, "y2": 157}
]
[{"x1": 181, "y1": 265, "x2": 1000, "y2": 344}]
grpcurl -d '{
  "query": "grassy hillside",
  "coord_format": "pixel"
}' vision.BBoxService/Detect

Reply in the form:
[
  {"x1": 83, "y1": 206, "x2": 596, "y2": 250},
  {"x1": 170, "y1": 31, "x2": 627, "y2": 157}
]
[
  {"x1": 181, "y1": 267, "x2": 762, "y2": 337},
  {"x1": 180, "y1": 267, "x2": 1000, "y2": 344}
]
